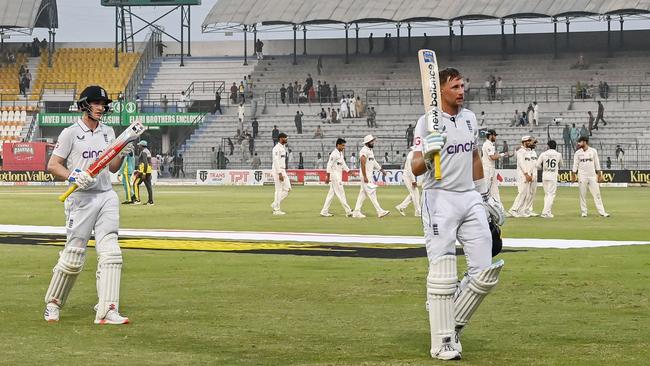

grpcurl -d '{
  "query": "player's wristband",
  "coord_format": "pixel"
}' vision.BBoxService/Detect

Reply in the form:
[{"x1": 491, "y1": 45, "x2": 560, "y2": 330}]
[{"x1": 474, "y1": 178, "x2": 489, "y2": 201}]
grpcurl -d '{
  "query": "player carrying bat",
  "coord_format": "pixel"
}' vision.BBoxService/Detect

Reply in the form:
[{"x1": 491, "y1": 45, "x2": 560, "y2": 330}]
[
  {"x1": 44, "y1": 85, "x2": 132, "y2": 324},
  {"x1": 411, "y1": 65, "x2": 505, "y2": 360}
]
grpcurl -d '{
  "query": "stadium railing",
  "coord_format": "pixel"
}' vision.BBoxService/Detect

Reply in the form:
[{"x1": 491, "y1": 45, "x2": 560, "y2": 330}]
[
  {"x1": 570, "y1": 84, "x2": 650, "y2": 102},
  {"x1": 124, "y1": 30, "x2": 160, "y2": 101},
  {"x1": 264, "y1": 90, "x2": 355, "y2": 107},
  {"x1": 366, "y1": 86, "x2": 561, "y2": 105}
]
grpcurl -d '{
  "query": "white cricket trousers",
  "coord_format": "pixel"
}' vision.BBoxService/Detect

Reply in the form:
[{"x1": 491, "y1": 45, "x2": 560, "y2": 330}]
[
  {"x1": 509, "y1": 177, "x2": 532, "y2": 214},
  {"x1": 542, "y1": 180, "x2": 557, "y2": 216},
  {"x1": 354, "y1": 182, "x2": 384, "y2": 214},
  {"x1": 321, "y1": 179, "x2": 352, "y2": 214},
  {"x1": 397, "y1": 175, "x2": 421, "y2": 215},
  {"x1": 272, "y1": 172, "x2": 291, "y2": 210},
  {"x1": 579, "y1": 177, "x2": 607, "y2": 215},
  {"x1": 484, "y1": 168, "x2": 501, "y2": 203},
  {"x1": 65, "y1": 190, "x2": 120, "y2": 252},
  {"x1": 422, "y1": 189, "x2": 492, "y2": 276},
  {"x1": 522, "y1": 175, "x2": 537, "y2": 212}
]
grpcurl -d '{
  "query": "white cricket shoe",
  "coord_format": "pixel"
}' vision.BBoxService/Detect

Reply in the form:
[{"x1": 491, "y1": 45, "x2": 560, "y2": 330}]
[
  {"x1": 95, "y1": 309, "x2": 130, "y2": 325},
  {"x1": 431, "y1": 337, "x2": 461, "y2": 361},
  {"x1": 507, "y1": 209, "x2": 520, "y2": 218},
  {"x1": 352, "y1": 211, "x2": 366, "y2": 218},
  {"x1": 600, "y1": 213, "x2": 610, "y2": 217},
  {"x1": 273, "y1": 210, "x2": 286, "y2": 216},
  {"x1": 44, "y1": 303, "x2": 60, "y2": 323},
  {"x1": 453, "y1": 328, "x2": 463, "y2": 354},
  {"x1": 581, "y1": 213, "x2": 588, "y2": 217},
  {"x1": 527, "y1": 211, "x2": 540, "y2": 217},
  {"x1": 345, "y1": 211, "x2": 353, "y2": 218},
  {"x1": 540, "y1": 213, "x2": 554, "y2": 218},
  {"x1": 320, "y1": 212, "x2": 333, "y2": 217},
  {"x1": 378, "y1": 210, "x2": 390, "y2": 218},
  {"x1": 395, "y1": 206, "x2": 406, "y2": 216},
  {"x1": 415, "y1": 213, "x2": 421, "y2": 217}
]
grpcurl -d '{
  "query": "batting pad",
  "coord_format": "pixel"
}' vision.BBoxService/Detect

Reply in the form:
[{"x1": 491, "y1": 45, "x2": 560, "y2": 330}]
[
  {"x1": 44, "y1": 246, "x2": 86, "y2": 307},
  {"x1": 427, "y1": 255, "x2": 458, "y2": 354},
  {"x1": 454, "y1": 259, "x2": 504, "y2": 331},
  {"x1": 96, "y1": 248, "x2": 123, "y2": 319}
]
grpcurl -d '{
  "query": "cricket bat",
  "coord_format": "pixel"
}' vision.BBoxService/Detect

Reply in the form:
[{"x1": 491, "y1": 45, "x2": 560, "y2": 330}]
[
  {"x1": 58, "y1": 120, "x2": 146, "y2": 202},
  {"x1": 418, "y1": 49, "x2": 442, "y2": 180}
]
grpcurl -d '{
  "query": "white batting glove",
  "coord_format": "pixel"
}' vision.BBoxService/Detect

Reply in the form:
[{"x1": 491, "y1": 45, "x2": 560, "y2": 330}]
[
  {"x1": 68, "y1": 169, "x2": 96, "y2": 190},
  {"x1": 475, "y1": 178, "x2": 505, "y2": 226},
  {"x1": 119, "y1": 142, "x2": 135, "y2": 157},
  {"x1": 423, "y1": 131, "x2": 446, "y2": 170}
]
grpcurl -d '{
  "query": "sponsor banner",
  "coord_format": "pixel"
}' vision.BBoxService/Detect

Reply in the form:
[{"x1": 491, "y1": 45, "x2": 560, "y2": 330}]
[
  {"x1": 496, "y1": 169, "x2": 650, "y2": 185},
  {"x1": 196, "y1": 169, "x2": 270, "y2": 185},
  {"x1": 0, "y1": 170, "x2": 59, "y2": 182},
  {"x1": 196, "y1": 169, "x2": 409, "y2": 185},
  {"x1": 1, "y1": 142, "x2": 48, "y2": 171},
  {"x1": 38, "y1": 113, "x2": 202, "y2": 127}
]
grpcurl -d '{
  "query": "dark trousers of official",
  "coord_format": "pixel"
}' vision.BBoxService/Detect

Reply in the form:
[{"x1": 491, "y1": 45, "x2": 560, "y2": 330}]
[{"x1": 135, "y1": 173, "x2": 153, "y2": 203}]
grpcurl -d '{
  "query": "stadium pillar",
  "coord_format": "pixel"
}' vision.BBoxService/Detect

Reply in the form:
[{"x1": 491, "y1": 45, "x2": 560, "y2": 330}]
[
  {"x1": 114, "y1": 7, "x2": 119, "y2": 68},
  {"x1": 512, "y1": 19, "x2": 517, "y2": 51},
  {"x1": 619, "y1": 16, "x2": 624, "y2": 48},
  {"x1": 500, "y1": 18, "x2": 506, "y2": 59},
  {"x1": 460, "y1": 19, "x2": 465, "y2": 52},
  {"x1": 180, "y1": 10, "x2": 185, "y2": 67},
  {"x1": 396, "y1": 23, "x2": 402, "y2": 62},
  {"x1": 448, "y1": 20, "x2": 453, "y2": 61},
  {"x1": 407, "y1": 23, "x2": 412, "y2": 53},
  {"x1": 303, "y1": 25, "x2": 307, "y2": 55},
  {"x1": 345, "y1": 24, "x2": 350, "y2": 64},
  {"x1": 553, "y1": 17, "x2": 558, "y2": 59},
  {"x1": 355, "y1": 23, "x2": 360, "y2": 54},
  {"x1": 243, "y1": 25, "x2": 248, "y2": 66},
  {"x1": 293, "y1": 25, "x2": 298, "y2": 65},
  {"x1": 565, "y1": 17, "x2": 570, "y2": 50},
  {"x1": 607, "y1": 16, "x2": 612, "y2": 57},
  {"x1": 253, "y1": 25, "x2": 257, "y2": 58}
]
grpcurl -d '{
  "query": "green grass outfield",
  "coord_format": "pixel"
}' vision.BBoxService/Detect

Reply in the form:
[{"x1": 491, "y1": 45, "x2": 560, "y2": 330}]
[{"x1": 1, "y1": 186, "x2": 649, "y2": 365}]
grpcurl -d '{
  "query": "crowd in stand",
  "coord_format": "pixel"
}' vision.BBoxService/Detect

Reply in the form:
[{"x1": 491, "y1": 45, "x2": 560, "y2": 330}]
[
  {"x1": 483, "y1": 75, "x2": 504, "y2": 101},
  {"x1": 230, "y1": 74, "x2": 254, "y2": 104},
  {"x1": 278, "y1": 74, "x2": 339, "y2": 104},
  {"x1": 508, "y1": 101, "x2": 540, "y2": 128},
  {"x1": 18, "y1": 64, "x2": 32, "y2": 97}
]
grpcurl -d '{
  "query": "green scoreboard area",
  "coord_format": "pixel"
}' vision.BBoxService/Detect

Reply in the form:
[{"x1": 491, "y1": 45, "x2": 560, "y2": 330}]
[{"x1": 101, "y1": 0, "x2": 200, "y2": 6}]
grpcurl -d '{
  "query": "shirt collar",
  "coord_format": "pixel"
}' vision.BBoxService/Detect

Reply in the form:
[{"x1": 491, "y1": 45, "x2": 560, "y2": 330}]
[{"x1": 76, "y1": 118, "x2": 104, "y2": 134}]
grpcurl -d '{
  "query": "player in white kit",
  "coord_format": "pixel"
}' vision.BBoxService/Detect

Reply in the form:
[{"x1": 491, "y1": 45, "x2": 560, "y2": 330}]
[
  {"x1": 572, "y1": 136, "x2": 609, "y2": 217},
  {"x1": 521, "y1": 139, "x2": 539, "y2": 216},
  {"x1": 411, "y1": 68, "x2": 505, "y2": 360},
  {"x1": 352, "y1": 135, "x2": 390, "y2": 218},
  {"x1": 536, "y1": 140, "x2": 563, "y2": 218},
  {"x1": 480, "y1": 129, "x2": 505, "y2": 203},
  {"x1": 508, "y1": 136, "x2": 536, "y2": 218},
  {"x1": 320, "y1": 138, "x2": 353, "y2": 217},
  {"x1": 395, "y1": 147, "x2": 421, "y2": 217},
  {"x1": 44, "y1": 85, "x2": 131, "y2": 324},
  {"x1": 271, "y1": 133, "x2": 291, "y2": 215}
]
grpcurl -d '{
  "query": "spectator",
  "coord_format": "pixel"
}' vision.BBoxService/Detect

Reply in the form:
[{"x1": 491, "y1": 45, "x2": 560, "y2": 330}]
[
  {"x1": 308, "y1": 85, "x2": 316, "y2": 103},
  {"x1": 136, "y1": 95, "x2": 143, "y2": 113},
  {"x1": 587, "y1": 111, "x2": 596, "y2": 136},
  {"x1": 348, "y1": 95, "x2": 357, "y2": 118},
  {"x1": 527, "y1": 103, "x2": 534, "y2": 126},
  {"x1": 305, "y1": 74, "x2": 313, "y2": 94},
  {"x1": 227, "y1": 137, "x2": 234, "y2": 155},
  {"x1": 533, "y1": 101, "x2": 539, "y2": 125},
  {"x1": 238, "y1": 103, "x2": 245, "y2": 124},
  {"x1": 349, "y1": 152, "x2": 357, "y2": 169},
  {"x1": 238, "y1": 81, "x2": 245, "y2": 103},
  {"x1": 368, "y1": 33, "x2": 374, "y2": 54},
  {"x1": 319, "y1": 108, "x2": 327, "y2": 122},
  {"x1": 280, "y1": 84, "x2": 287, "y2": 104},
  {"x1": 272, "y1": 125, "x2": 280, "y2": 146},
  {"x1": 572, "y1": 53, "x2": 587, "y2": 69},
  {"x1": 606, "y1": 157, "x2": 612, "y2": 169},
  {"x1": 294, "y1": 110, "x2": 304, "y2": 134},
  {"x1": 602, "y1": 81, "x2": 610, "y2": 99},
  {"x1": 211, "y1": 147, "x2": 218, "y2": 169},
  {"x1": 230, "y1": 82, "x2": 238, "y2": 104},
  {"x1": 174, "y1": 153, "x2": 185, "y2": 178},
  {"x1": 562, "y1": 125, "x2": 572, "y2": 160},
  {"x1": 484, "y1": 78, "x2": 491, "y2": 100},
  {"x1": 368, "y1": 107, "x2": 377, "y2": 127},
  {"x1": 315, "y1": 152, "x2": 324, "y2": 169},
  {"x1": 517, "y1": 112, "x2": 527, "y2": 127},
  {"x1": 24, "y1": 68, "x2": 32, "y2": 92},
  {"x1": 241, "y1": 135, "x2": 250, "y2": 162},
  {"x1": 217, "y1": 147, "x2": 228, "y2": 169},
  {"x1": 255, "y1": 39, "x2": 264, "y2": 60},
  {"x1": 212, "y1": 92, "x2": 222, "y2": 115},
  {"x1": 383, "y1": 152, "x2": 390, "y2": 164},
  {"x1": 570, "y1": 123, "x2": 580, "y2": 148},
  {"x1": 287, "y1": 83, "x2": 294, "y2": 104},
  {"x1": 331, "y1": 108, "x2": 338, "y2": 124},
  {"x1": 325, "y1": 107, "x2": 332, "y2": 124},
  {"x1": 298, "y1": 152, "x2": 304, "y2": 169},
  {"x1": 340, "y1": 96, "x2": 349, "y2": 118},
  {"x1": 579, "y1": 124, "x2": 589, "y2": 139},
  {"x1": 178, "y1": 91, "x2": 188, "y2": 113},
  {"x1": 156, "y1": 40, "x2": 167, "y2": 57},
  {"x1": 317, "y1": 55, "x2": 323, "y2": 75},
  {"x1": 332, "y1": 84, "x2": 338, "y2": 101},
  {"x1": 595, "y1": 101, "x2": 607, "y2": 127},
  {"x1": 615, "y1": 145, "x2": 625, "y2": 169},
  {"x1": 161, "y1": 95, "x2": 168, "y2": 113},
  {"x1": 355, "y1": 96, "x2": 365, "y2": 117},
  {"x1": 406, "y1": 124, "x2": 414, "y2": 148},
  {"x1": 251, "y1": 153, "x2": 261, "y2": 169},
  {"x1": 496, "y1": 76, "x2": 503, "y2": 100},
  {"x1": 313, "y1": 125, "x2": 323, "y2": 139},
  {"x1": 251, "y1": 118, "x2": 259, "y2": 139},
  {"x1": 479, "y1": 111, "x2": 486, "y2": 126},
  {"x1": 248, "y1": 134, "x2": 255, "y2": 156}
]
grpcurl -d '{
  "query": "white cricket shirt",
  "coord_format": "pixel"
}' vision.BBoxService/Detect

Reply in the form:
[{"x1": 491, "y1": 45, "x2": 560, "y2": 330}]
[
  {"x1": 326, "y1": 148, "x2": 349, "y2": 181},
  {"x1": 536, "y1": 149, "x2": 563, "y2": 181},
  {"x1": 573, "y1": 147, "x2": 601, "y2": 179}
]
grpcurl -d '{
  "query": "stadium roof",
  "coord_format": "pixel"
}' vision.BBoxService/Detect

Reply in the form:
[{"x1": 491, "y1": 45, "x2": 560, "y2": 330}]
[
  {"x1": 0, "y1": 0, "x2": 58, "y2": 29},
  {"x1": 203, "y1": 0, "x2": 650, "y2": 27}
]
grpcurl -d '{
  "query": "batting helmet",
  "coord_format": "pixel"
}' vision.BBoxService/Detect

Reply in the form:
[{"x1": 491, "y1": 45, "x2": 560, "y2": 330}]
[
  {"x1": 490, "y1": 221, "x2": 503, "y2": 257},
  {"x1": 77, "y1": 85, "x2": 112, "y2": 118}
]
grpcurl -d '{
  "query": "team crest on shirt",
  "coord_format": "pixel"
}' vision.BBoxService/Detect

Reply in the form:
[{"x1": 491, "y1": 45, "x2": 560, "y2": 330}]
[
  {"x1": 466, "y1": 120, "x2": 472, "y2": 131},
  {"x1": 103, "y1": 133, "x2": 109, "y2": 143}
]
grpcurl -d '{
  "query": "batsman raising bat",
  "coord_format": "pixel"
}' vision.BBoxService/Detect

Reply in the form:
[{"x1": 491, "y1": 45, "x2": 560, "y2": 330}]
[
  {"x1": 44, "y1": 85, "x2": 141, "y2": 325},
  {"x1": 411, "y1": 53, "x2": 506, "y2": 360}
]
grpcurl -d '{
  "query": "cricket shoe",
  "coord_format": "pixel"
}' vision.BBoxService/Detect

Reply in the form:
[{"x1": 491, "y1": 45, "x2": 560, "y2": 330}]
[
  {"x1": 378, "y1": 210, "x2": 390, "y2": 218},
  {"x1": 95, "y1": 309, "x2": 130, "y2": 325},
  {"x1": 133, "y1": 200, "x2": 141, "y2": 205},
  {"x1": 540, "y1": 213, "x2": 554, "y2": 218},
  {"x1": 273, "y1": 210, "x2": 286, "y2": 216},
  {"x1": 507, "y1": 210, "x2": 520, "y2": 218},
  {"x1": 431, "y1": 337, "x2": 461, "y2": 361},
  {"x1": 352, "y1": 211, "x2": 366, "y2": 218},
  {"x1": 395, "y1": 206, "x2": 406, "y2": 216},
  {"x1": 600, "y1": 213, "x2": 610, "y2": 217},
  {"x1": 581, "y1": 213, "x2": 588, "y2": 217},
  {"x1": 146, "y1": 201, "x2": 155, "y2": 206},
  {"x1": 44, "y1": 303, "x2": 60, "y2": 323},
  {"x1": 320, "y1": 212, "x2": 333, "y2": 217},
  {"x1": 527, "y1": 211, "x2": 540, "y2": 217},
  {"x1": 345, "y1": 211, "x2": 353, "y2": 218}
]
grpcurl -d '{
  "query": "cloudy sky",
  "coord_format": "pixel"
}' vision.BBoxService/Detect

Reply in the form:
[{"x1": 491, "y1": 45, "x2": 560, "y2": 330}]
[{"x1": 12, "y1": 0, "x2": 650, "y2": 44}]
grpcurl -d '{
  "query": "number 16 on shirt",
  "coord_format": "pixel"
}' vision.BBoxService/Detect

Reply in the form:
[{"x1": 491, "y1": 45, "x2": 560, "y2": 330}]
[{"x1": 418, "y1": 49, "x2": 442, "y2": 180}]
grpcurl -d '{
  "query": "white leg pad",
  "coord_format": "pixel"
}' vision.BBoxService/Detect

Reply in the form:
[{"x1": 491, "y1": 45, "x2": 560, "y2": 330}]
[
  {"x1": 454, "y1": 259, "x2": 504, "y2": 333},
  {"x1": 95, "y1": 233, "x2": 123, "y2": 319},
  {"x1": 44, "y1": 247, "x2": 86, "y2": 307},
  {"x1": 427, "y1": 255, "x2": 459, "y2": 358}
]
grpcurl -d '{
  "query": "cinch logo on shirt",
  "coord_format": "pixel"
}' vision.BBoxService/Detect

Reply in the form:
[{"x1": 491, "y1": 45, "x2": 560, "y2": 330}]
[
  {"x1": 446, "y1": 141, "x2": 475, "y2": 154},
  {"x1": 82, "y1": 150, "x2": 103, "y2": 159}
]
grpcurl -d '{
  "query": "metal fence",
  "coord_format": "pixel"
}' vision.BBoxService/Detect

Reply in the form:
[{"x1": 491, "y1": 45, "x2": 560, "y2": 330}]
[
  {"x1": 366, "y1": 86, "x2": 561, "y2": 105},
  {"x1": 264, "y1": 90, "x2": 355, "y2": 107},
  {"x1": 123, "y1": 30, "x2": 160, "y2": 100},
  {"x1": 570, "y1": 83, "x2": 650, "y2": 102}
]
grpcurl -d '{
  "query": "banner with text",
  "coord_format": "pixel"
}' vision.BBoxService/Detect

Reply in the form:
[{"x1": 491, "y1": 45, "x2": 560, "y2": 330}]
[
  {"x1": 1, "y1": 142, "x2": 48, "y2": 171},
  {"x1": 38, "y1": 113, "x2": 202, "y2": 127},
  {"x1": 195, "y1": 169, "x2": 408, "y2": 185}
]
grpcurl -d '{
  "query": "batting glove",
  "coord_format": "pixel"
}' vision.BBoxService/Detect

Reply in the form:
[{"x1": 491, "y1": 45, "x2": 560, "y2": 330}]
[
  {"x1": 68, "y1": 168, "x2": 96, "y2": 190},
  {"x1": 423, "y1": 131, "x2": 446, "y2": 170},
  {"x1": 475, "y1": 178, "x2": 505, "y2": 226}
]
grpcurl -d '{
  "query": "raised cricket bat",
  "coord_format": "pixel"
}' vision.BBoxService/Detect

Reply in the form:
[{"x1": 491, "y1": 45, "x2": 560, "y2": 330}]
[
  {"x1": 418, "y1": 49, "x2": 442, "y2": 180},
  {"x1": 58, "y1": 120, "x2": 146, "y2": 202}
]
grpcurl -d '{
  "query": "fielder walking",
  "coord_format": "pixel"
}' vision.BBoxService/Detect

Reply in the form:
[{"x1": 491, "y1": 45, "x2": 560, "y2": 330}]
[
  {"x1": 536, "y1": 140, "x2": 563, "y2": 218},
  {"x1": 572, "y1": 136, "x2": 609, "y2": 217},
  {"x1": 395, "y1": 147, "x2": 421, "y2": 217},
  {"x1": 352, "y1": 134, "x2": 390, "y2": 218},
  {"x1": 320, "y1": 138, "x2": 353, "y2": 217},
  {"x1": 43, "y1": 85, "x2": 130, "y2": 324},
  {"x1": 271, "y1": 133, "x2": 291, "y2": 215},
  {"x1": 508, "y1": 136, "x2": 536, "y2": 217},
  {"x1": 480, "y1": 129, "x2": 504, "y2": 203},
  {"x1": 411, "y1": 68, "x2": 505, "y2": 360}
]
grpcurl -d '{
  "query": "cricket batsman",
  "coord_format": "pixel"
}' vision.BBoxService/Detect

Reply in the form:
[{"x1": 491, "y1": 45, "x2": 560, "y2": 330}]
[
  {"x1": 411, "y1": 68, "x2": 505, "y2": 360},
  {"x1": 320, "y1": 138, "x2": 353, "y2": 217},
  {"x1": 44, "y1": 85, "x2": 131, "y2": 324},
  {"x1": 536, "y1": 140, "x2": 563, "y2": 218},
  {"x1": 352, "y1": 134, "x2": 390, "y2": 218},
  {"x1": 395, "y1": 146, "x2": 421, "y2": 217},
  {"x1": 271, "y1": 132, "x2": 290, "y2": 215}
]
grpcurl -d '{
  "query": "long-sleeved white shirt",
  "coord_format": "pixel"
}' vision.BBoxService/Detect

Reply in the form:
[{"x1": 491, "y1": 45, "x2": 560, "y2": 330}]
[
  {"x1": 326, "y1": 148, "x2": 349, "y2": 181},
  {"x1": 403, "y1": 150, "x2": 416, "y2": 183},
  {"x1": 481, "y1": 140, "x2": 497, "y2": 172},
  {"x1": 359, "y1": 146, "x2": 381, "y2": 180},
  {"x1": 272, "y1": 143, "x2": 287, "y2": 174},
  {"x1": 516, "y1": 146, "x2": 536, "y2": 178},
  {"x1": 536, "y1": 149, "x2": 563, "y2": 181},
  {"x1": 573, "y1": 146, "x2": 601, "y2": 179}
]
